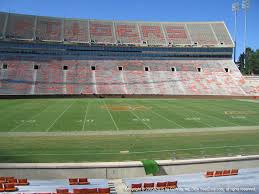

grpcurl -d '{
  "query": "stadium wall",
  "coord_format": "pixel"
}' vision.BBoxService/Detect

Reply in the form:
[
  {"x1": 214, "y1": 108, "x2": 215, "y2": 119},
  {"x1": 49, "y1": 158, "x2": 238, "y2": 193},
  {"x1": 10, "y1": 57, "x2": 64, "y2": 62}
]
[{"x1": 0, "y1": 155, "x2": 259, "y2": 179}]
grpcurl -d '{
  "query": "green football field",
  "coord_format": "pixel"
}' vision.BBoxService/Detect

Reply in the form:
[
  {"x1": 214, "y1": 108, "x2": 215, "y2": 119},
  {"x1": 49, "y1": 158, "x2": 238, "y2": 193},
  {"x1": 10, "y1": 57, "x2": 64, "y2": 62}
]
[
  {"x1": 1, "y1": 98, "x2": 259, "y2": 131},
  {"x1": 0, "y1": 98, "x2": 259, "y2": 162}
]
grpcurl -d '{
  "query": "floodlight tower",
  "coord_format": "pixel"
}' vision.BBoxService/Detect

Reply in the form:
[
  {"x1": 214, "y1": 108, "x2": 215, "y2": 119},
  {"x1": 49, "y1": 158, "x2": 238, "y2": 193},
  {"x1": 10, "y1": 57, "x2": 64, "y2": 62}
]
[
  {"x1": 232, "y1": 1, "x2": 240, "y2": 63},
  {"x1": 242, "y1": 0, "x2": 249, "y2": 66}
]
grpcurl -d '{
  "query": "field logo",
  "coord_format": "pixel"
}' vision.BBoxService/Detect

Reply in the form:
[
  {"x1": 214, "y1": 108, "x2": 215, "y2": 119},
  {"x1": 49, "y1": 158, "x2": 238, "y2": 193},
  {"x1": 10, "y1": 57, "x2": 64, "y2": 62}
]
[
  {"x1": 224, "y1": 111, "x2": 256, "y2": 115},
  {"x1": 101, "y1": 105, "x2": 151, "y2": 111}
]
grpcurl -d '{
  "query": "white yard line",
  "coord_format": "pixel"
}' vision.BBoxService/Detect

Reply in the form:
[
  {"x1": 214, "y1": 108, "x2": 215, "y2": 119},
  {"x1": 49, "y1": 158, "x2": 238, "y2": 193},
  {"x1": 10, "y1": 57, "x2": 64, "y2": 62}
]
[
  {"x1": 163, "y1": 101, "x2": 214, "y2": 128},
  {"x1": 122, "y1": 102, "x2": 152, "y2": 129},
  {"x1": 129, "y1": 108, "x2": 152, "y2": 129},
  {"x1": 102, "y1": 100, "x2": 119, "y2": 131},
  {"x1": 46, "y1": 102, "x2": 74, "y2": 132},
  {"x1": 149, "y1": 109, "x2": 185, "y2": 129},
  {"x1": 10, "y1": 103, "x2": 53, "y2": 132},
  {"x1": 82, "y1": 102, "x2": 90, "y2": 131}
]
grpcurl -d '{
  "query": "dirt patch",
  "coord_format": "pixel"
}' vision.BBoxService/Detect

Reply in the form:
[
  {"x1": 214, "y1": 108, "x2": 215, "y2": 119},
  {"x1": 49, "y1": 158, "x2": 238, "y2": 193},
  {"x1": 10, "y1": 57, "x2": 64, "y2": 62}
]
[{"x1": 101, "y1": 105, "x2": 151, "y2": 111}]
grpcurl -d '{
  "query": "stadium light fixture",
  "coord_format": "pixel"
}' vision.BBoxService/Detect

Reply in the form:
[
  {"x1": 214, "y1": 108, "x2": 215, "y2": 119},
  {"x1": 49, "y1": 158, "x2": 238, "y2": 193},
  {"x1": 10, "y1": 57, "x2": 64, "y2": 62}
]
[
  {"x1": 242, "y1": 0, "x2": 249, "y2": 66},
  {"x1": 232, "y1": 1, "x2": 240, "y2": 63}
]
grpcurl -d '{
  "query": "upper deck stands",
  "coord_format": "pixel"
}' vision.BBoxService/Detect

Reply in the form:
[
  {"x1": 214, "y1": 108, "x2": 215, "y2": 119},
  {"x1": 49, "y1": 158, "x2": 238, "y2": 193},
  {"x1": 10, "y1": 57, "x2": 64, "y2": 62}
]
[
  {"x1": 115, "y1": 22, "x2": 141, "y2": 44},
  {"x1": 211, "y1": 22, "x2": 233, "y2": 45},
  {"x1": 36, "y1": 16, "x2": 62, "y2": 41},
  {"x1": 5, "y1": 14, "x2": 35, "y2": 40},
  {"x1": 64, "y1": 19, "x2": 90, "y2": 42},
  {"x1": 0, "y1": 12, "x2": 6, "y2": 39},
  {"x1": 139, "y1": 23, "x2": 166, "y2": 46},
  {"x1": 89, "y1": 20, "x2": 115, "y2": 44},
  {"x1": 163, "y1": 23, "x2": 192, "y2": 45},
  {"x1": 187, "y1": 23, "x2": 218, "y2": 45},
  {"x1": 0, "y1": 12, "x2": 234, "y2": 47}
]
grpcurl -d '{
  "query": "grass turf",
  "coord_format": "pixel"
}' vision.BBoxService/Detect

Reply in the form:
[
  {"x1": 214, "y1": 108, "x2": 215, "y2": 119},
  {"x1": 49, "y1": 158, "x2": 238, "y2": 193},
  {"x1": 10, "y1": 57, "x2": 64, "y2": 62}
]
[
  {"x1": 0, "y1": 98, "x2": 259, "y2": 162},
  {"x1": 0, "y1": 98, "x2": 259, "y2": 132},
  {"x1": 0, "y1": 130, "x2": 259, "y2": 162}
]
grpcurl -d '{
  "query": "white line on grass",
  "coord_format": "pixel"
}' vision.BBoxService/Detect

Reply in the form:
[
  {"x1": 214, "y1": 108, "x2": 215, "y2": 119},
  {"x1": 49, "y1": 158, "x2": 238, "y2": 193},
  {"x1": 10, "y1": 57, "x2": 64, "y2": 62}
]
[
  {"x1": 121, "y1": 102, "x2": 152, "y2": 129},
  {"x1": 4, "y1": 144, "x2": 259, "y2": 157},
  {"x1": 148, "y1": 109, "x2": 185, "y2": 129},
  {"x1": 186, "y1": 101, "x2": 241, "y2": 126},
  {"x1": 82, "y1": 102, "x2": 90, "y2": 131},
  {"x1": 10, "y1": 103, "x2": 53, "y2": 132},
  {"x1": 129, "y1": 108, "x2": 152, "y2": 129},
  {"x1": 46, "y1": 102, "x2": 74, "y2": 132},
  {"x1": 163, "y1": 101, "x2": 214, "y2": 128},
  {"x1": 102, "y1": 100, "x2": 119, "y2": 131}
]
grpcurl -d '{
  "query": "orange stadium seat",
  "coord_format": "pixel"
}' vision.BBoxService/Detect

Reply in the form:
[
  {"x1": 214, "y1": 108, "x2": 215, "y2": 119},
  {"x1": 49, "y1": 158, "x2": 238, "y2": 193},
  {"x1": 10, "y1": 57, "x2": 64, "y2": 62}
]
[
  {"x1": 73, "y1": 188, "x2": 84, "y2": 194},
  {"x1": 0, "y1": 177, "x2": 5, "y2": 183},
  {"x1": 231, "y1": 169, "x2": 239, "y2": 175},
  {"x1": 98, "y1": 188, "x2": 110, "y2": 194},
  {"x1": 69, "y1": 178, "x2": 78, "y2": 185},
  {"x1": 85, "y1": 188, "x2": 98, "y2": 194},
  {"x1": 143, "y1": 183, "x2": 154, "y2": 191},
  {"x1": 0, "y1": 183, "x2": 5, "y2": 192},
  {"x1": 56, "y1": 188, "x2": 70, "y2": 194},
  {"x1": 223, "y1": 170, "x2": 231, "y2": 176},
  {"x1": 18, "y1": 178, "x2": 29, "y2": 185},
  {"x1": 78, "y1": 178, "x2": 89, "y2": 185},
  {"x1": 4, "y1": 183, "x2": 18, "y2": 191},
  {"x1": 214, "y1": 170, "x2": 223, "y2": 177},
  {"x1": 205, "y1": 171, "x2": 214, "y2": 178},
  {"x1": 8, "y1": 178, "x2": 18, "y2": 185},
  {"x1": 156, "y1": 182, "x2": 167, "y2": 190},
  {"x1": 166, "y1": 181, "x2": 178, "y2": 189},
  {"x1": 131, "y1": 183, "x2": 142, "y2": 192}
]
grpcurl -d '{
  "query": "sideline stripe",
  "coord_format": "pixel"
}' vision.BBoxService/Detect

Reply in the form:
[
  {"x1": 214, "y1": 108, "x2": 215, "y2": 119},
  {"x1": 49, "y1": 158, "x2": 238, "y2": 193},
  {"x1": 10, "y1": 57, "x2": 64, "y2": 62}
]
[
  {"x1": 3, "y1": 144, "x2": 259, "y2": 157},
  {"x1": 46, "y1": 102, "x2": 74, "y2": 132}
]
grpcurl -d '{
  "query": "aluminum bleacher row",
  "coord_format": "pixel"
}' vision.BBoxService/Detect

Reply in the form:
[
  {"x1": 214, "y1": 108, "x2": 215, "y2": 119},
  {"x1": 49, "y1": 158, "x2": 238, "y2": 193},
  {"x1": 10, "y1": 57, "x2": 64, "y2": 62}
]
[
  {"x1": 0, "y1": 12, "x2": 233, "y2": 47},
  {"x1": 1, "y1": 59, "x2": 258, "y2": 96}
]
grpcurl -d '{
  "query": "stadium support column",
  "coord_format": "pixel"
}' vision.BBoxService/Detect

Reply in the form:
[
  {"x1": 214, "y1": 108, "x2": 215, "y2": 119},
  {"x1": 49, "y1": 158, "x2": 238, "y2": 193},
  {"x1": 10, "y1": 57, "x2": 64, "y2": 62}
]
[
  {"x1": 232, "y1": 1, "x2": 239, "y2": 63},
  {"x1": 242, "y1": 0, "x2": 249, "y2": 66}
]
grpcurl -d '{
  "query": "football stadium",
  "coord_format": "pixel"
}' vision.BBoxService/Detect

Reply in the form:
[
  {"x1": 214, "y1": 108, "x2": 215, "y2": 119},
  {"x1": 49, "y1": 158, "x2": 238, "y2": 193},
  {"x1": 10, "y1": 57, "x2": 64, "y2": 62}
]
[{"x1": 0, "y1": 0, "x2": 259, "y2": 193}]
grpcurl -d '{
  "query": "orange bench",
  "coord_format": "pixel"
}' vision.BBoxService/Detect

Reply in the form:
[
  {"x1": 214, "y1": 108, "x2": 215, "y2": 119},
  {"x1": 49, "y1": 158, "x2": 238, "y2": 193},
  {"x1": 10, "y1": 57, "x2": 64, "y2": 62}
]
[
  {"x1": 78, "y1": 178, "x2": 89, "y2": 185},
  {"x1": 223, "y1": 170, "x2": 231, "y2": 176},
  {"x1": 205, "y1": 169, "x2": 239, "y2": 178},
  {"x1": 143, "y1": 183, "x2": 154, "y2": 191},
  {"x1": 166, "y1": 181, "x2": 178, "y2": 189},
  {"x1": 98, "y1": 188, "x2": 110, "y2": 194},
  {"x1": 68, "y1": 178, "x2": 89, "y2": 185},
  {"x1": 0, "y1": 183, "x2": 5, "y2": 192},
  {"x1": 205, "y1": 171, "x2": 214, "y2": 178},
  {"x1": 56, "y1": 188, "x2": 70, "y2": 194},
  {"x1": 156, "y1": 182, "x2": 167, "y2": 190},
  {"x1": 86, "y1": 188, "x2": 98, "y2": 194},
  {"x1": 231, "y1": 169, "x2": 238, "y2": 175},
  {"x1": 69, "y1": 178, "x2": 78, "y2": 185},
  {"x1": 131, "y1": 183, "x2": 142, "y2": 192},
  {"x1": 3, "y1": 183, "x2": 18, "y2": 192}
]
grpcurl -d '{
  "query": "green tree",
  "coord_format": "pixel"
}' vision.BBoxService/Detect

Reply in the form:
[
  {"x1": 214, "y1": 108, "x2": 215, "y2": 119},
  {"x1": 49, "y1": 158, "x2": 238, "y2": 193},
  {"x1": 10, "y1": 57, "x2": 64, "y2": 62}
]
[{"x1": 238, "y1": 48, "x2": 259, "y2": 75}]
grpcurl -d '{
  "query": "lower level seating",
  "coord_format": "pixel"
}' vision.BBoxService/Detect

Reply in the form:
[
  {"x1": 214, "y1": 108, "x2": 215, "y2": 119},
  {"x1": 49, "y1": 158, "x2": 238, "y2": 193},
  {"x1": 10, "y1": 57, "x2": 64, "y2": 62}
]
[{"x1": 0, "y1": 59, "x2": 258, "y2": 96}]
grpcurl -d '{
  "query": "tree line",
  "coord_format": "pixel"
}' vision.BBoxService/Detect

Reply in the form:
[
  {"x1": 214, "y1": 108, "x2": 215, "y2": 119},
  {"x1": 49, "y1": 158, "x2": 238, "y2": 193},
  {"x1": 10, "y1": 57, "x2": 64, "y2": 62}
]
[{"x1": 238, "y1": 48, "x2": 259, "y2": 75}]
